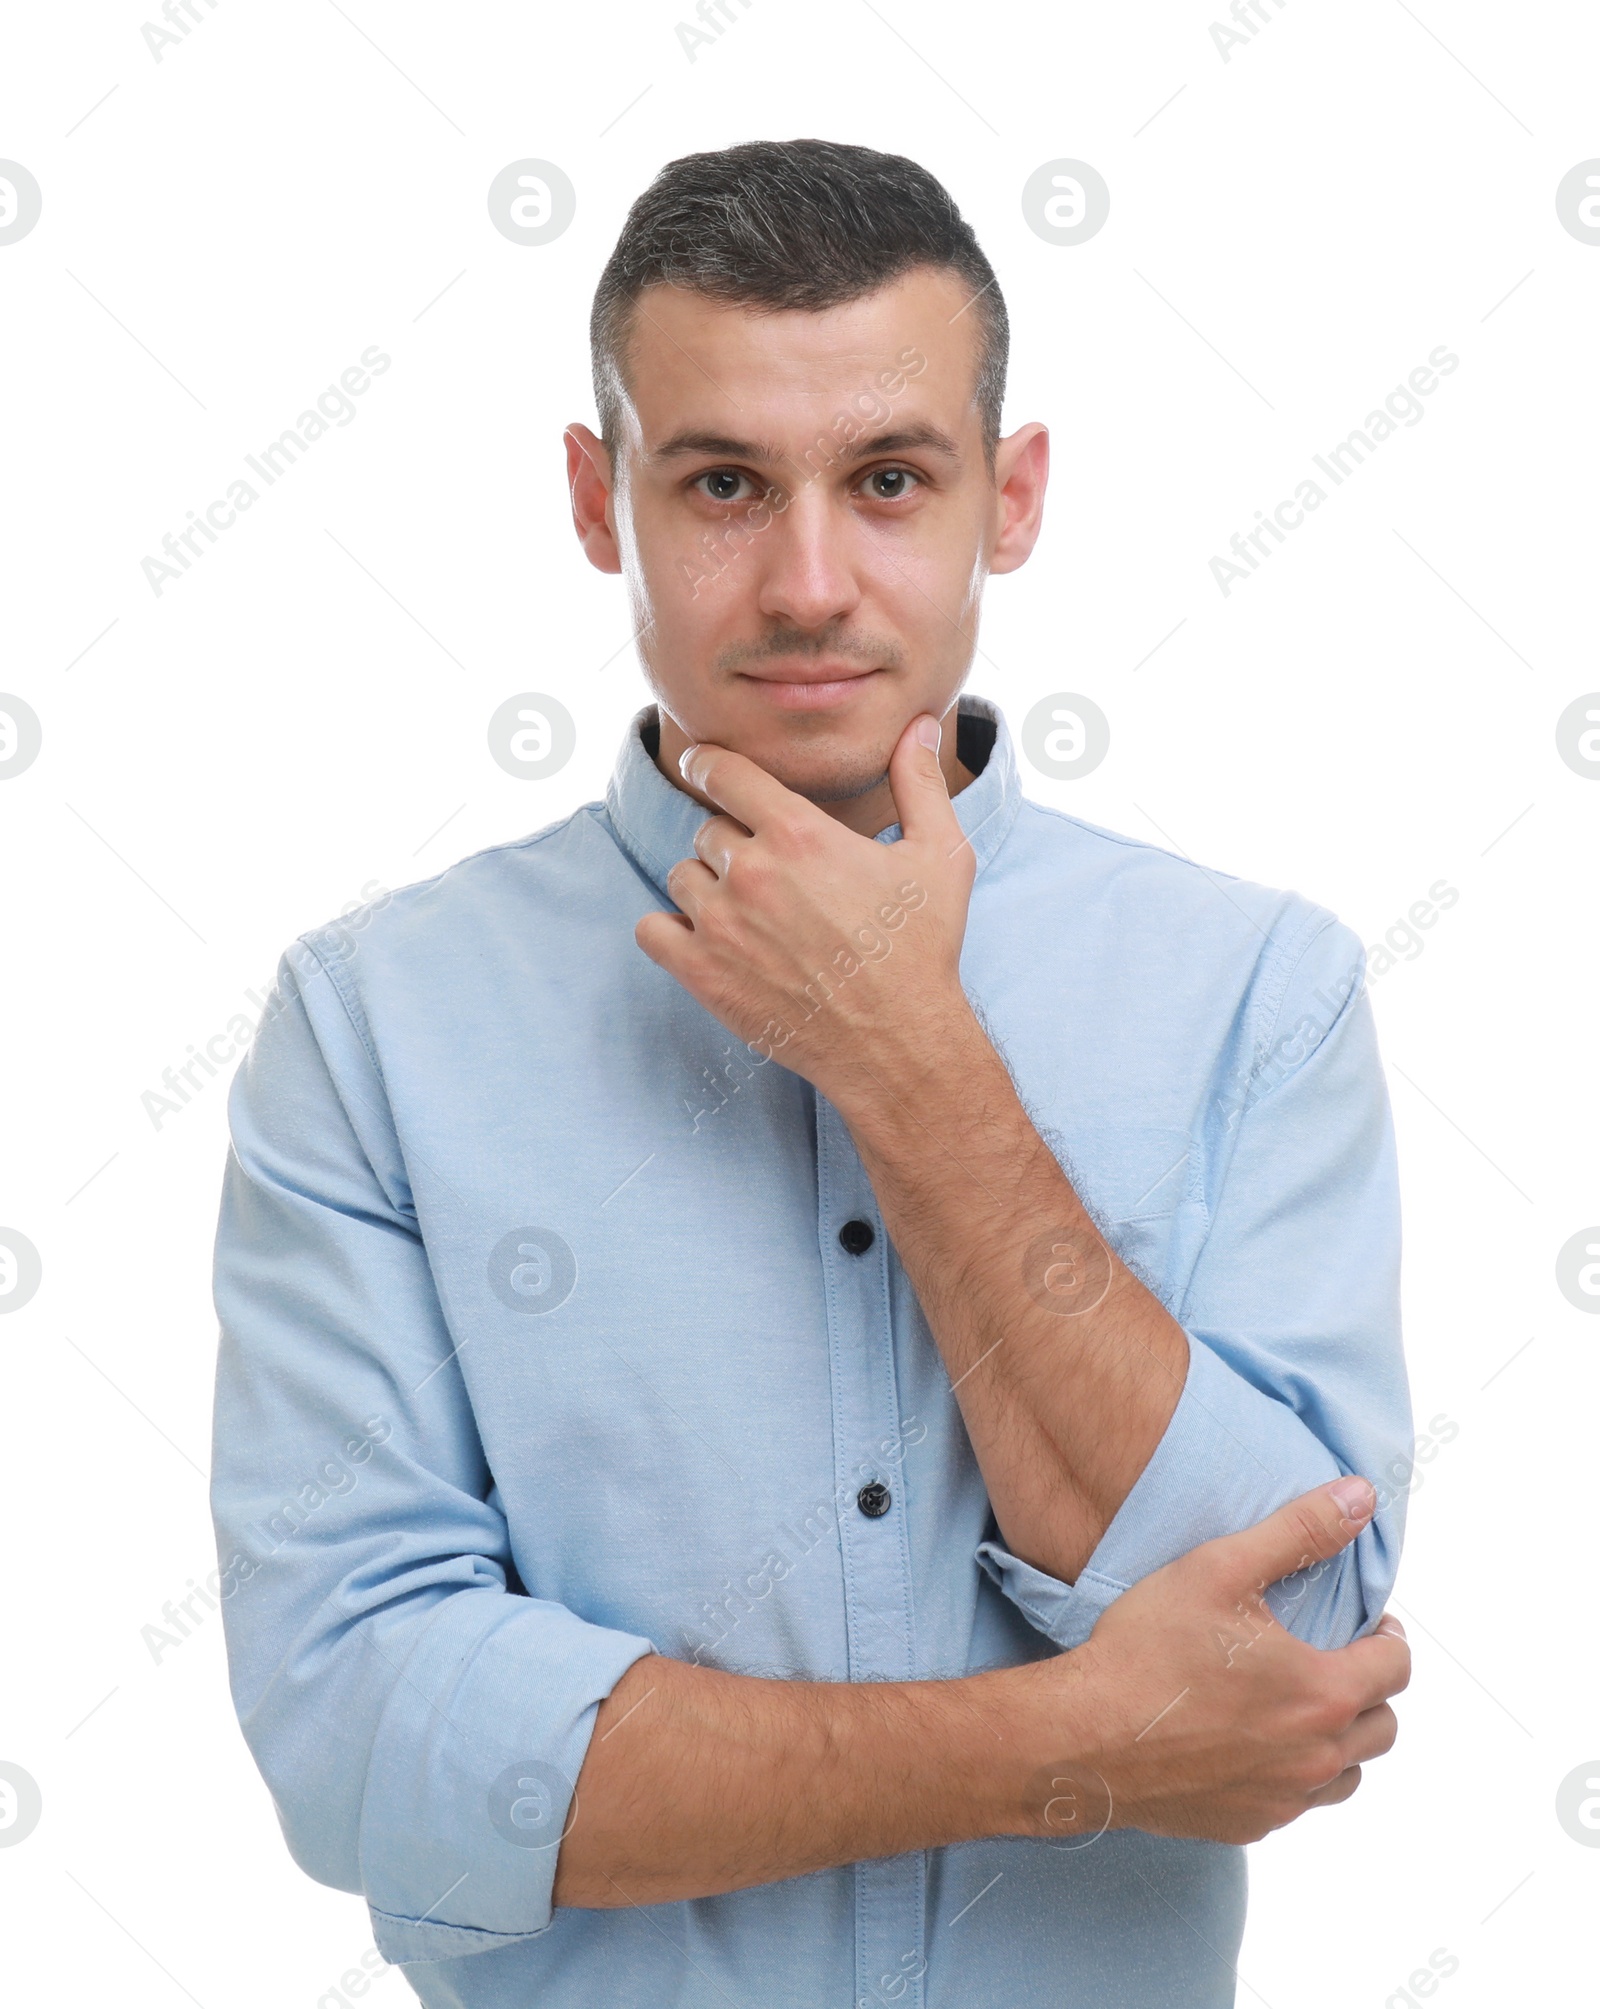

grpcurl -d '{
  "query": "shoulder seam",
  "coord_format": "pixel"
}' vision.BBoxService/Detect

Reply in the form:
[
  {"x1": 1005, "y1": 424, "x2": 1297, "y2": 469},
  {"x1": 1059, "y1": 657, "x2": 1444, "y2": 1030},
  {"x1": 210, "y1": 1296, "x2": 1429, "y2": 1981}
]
[
  {"x1": 333, "y1": 801, "x2": 606, "y2": 925},
  {"x1": 1246, "y1": 911, "x2": 1366, "y2": 1110},
  {"x1": 292, "y1": 936, "x2": 386, "y2": 1086},
  {"x1": 1251, "y1": 904, "x2": 1338, "y2": 1062},
  {"x1": 286, "y1": 805, "x2": 619, "y2": 1106}
]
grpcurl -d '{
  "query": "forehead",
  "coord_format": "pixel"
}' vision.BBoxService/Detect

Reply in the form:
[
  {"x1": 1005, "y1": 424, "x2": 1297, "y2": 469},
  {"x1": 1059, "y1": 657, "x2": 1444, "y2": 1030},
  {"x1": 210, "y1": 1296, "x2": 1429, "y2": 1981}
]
[{"x1": 617, "y1": 266, "x2": 985, "y2": 452}]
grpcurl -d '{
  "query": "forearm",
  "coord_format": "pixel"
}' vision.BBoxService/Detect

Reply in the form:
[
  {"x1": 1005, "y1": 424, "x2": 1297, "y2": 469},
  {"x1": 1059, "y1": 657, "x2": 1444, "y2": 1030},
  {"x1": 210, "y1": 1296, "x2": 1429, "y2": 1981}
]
[
  {"x1": 829, "y1": 1000, "x2": 1189, "y2": 1584},
  {"x1": 553, "y1": 1651, "x2": 1038, "y2": 1909},
  {"x1": 555, "y1": 1480, "x2": 1411, "y2": 1904}
]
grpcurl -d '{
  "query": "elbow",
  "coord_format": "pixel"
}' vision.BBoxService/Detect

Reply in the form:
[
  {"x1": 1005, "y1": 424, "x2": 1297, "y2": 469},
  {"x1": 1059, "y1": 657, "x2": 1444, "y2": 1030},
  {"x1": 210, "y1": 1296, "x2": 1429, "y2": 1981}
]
[
  {"x1": 242, "y1": 1723, "x2": 366, "y2": 1895},
  {"x1": 1267, "y1": 1513, "x2": 1402, "y2": 1651},
  {"x1": 233, "y1": 1671, "x2": 369, "y2": 1896}
]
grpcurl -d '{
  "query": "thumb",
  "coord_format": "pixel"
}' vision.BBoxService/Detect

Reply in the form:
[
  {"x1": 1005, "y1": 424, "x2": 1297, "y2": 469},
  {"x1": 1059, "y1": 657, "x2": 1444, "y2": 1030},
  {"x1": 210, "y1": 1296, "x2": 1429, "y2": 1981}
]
[
  {"x1": 887, "y1": 711, "x2": 961, "y2": 848},
  {"x1": 1208, "y1": 1474, "x2": 1376, "y2": 1597}
]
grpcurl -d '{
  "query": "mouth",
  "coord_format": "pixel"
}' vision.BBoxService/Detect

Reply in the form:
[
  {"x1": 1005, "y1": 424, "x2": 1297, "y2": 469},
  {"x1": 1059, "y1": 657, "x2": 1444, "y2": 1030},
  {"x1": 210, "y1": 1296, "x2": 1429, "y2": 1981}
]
[{"x1": 736, "y1": 663, "x2": 882, "y2": 711}]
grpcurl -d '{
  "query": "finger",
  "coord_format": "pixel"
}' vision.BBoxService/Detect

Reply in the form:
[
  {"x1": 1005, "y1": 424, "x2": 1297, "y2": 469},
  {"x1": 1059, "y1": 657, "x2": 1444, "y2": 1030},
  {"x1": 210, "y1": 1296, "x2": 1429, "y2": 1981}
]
[
  {"x1": 886, "y1": 711, "x2": 963, "y2": 849},
  {"x1": 692, "y1": 813, "x2": 755, "y2": 879},
  {"x1": 1328, "y1": 1626, "x2": 1412, "y2": 1714},
  {"x1": 679, "y1": 742, "x2": 821, "y2": 837},
  {"x1": 634, "y1": 909, "x2": 694, "y2": 975},
  {"x1": 1203, "y1": 1476, "x2": 1376, "y2": 1600},
  {"x1": 664, "y1": 858, "x2": 718, "y2": 917},
  {"x1": 1336, "y1": 1700, "x2": 1398, "y2": 1769},
  {"x1": 1303, "y1": 1765, "x2": 1362, "y2": 1812}
]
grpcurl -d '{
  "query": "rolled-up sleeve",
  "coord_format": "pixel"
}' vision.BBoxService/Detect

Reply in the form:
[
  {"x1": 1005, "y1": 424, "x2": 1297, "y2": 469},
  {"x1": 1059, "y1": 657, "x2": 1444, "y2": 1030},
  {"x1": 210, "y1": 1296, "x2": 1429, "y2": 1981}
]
[
  {"x1": 210, "y1": 942, "x2": 656, "y2": 1966},
  {"x1": 978, "y1": 914, "x2": 1412, "y2": 1656}
]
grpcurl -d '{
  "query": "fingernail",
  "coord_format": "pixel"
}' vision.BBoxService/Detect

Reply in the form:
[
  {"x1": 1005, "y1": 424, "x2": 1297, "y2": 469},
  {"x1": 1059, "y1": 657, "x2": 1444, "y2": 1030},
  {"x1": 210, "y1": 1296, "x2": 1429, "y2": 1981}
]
[
  {"x1": 915, "y1": 715, "x2": 941, "y2": 752},
  {"x1": 1377, "y1": 1614, "x2": 1406, "y2": 1639},
  {"x1": 1330, "y1": 1475, "x2": 1375, "y2": 1522},
  {"x1": 678, "y1": 744, "x2": 702, "y2": 780}
]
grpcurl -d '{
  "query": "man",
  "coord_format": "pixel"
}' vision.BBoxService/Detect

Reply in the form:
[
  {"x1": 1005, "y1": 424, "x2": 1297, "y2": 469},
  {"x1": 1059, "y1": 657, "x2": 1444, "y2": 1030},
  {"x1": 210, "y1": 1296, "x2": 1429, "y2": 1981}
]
[{"x1": 211, "y1": 140, "x2": 1412, "y2": 2007}]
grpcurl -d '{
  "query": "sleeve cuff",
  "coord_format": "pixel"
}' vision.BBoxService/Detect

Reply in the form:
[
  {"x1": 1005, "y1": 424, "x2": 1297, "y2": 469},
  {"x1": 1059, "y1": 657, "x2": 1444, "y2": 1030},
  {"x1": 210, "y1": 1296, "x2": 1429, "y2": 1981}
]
[
  {"x1": 977, "y1": 1327, "x2": 1355, "y2": 1653},
  {"x1": 357, "y1": 1591, "x2": 656, "y2": 1964},
  {"x1": 974, "y1": 1543, "x2": 1127, "y2": 1653}
]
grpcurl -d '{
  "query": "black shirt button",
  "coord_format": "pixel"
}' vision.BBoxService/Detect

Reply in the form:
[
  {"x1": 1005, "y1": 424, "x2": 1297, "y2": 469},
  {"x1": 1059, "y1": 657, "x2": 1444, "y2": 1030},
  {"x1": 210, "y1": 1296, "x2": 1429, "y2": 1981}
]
[
  {"x1": 839, "y1": 1219, "x2": 875, "y2": 1255},
  {"x1": 857, "y1": 1481, "x2": 891, "y2": 1518}
]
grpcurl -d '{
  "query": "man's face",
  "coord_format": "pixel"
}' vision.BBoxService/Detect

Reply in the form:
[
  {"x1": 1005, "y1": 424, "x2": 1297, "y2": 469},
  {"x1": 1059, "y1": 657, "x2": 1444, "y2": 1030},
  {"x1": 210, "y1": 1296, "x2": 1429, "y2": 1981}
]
[{"x1": 566, "y1": 265, "x2": 1047, "y2": 808}]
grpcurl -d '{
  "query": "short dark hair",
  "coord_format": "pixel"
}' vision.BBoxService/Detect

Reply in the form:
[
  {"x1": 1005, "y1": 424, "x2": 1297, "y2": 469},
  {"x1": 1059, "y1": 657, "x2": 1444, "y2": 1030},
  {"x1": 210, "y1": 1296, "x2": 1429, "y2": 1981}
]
[{"x1": 590, "y1": 138, "x2": 1007, "y2": 463}]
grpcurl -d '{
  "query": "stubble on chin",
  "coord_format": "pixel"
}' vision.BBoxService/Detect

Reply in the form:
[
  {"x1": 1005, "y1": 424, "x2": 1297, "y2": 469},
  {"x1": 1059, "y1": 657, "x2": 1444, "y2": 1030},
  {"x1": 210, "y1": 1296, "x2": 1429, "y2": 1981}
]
[{"x1": 790, "y1": 757, "x2": 891, "y2": 806}]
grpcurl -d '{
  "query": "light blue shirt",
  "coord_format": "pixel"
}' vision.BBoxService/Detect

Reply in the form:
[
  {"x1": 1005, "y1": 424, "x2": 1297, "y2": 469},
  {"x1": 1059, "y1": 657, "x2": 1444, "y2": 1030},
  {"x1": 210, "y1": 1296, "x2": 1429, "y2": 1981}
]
[{"x1": 210, "y1": 692, "x2": 1410, "y2": 2008}]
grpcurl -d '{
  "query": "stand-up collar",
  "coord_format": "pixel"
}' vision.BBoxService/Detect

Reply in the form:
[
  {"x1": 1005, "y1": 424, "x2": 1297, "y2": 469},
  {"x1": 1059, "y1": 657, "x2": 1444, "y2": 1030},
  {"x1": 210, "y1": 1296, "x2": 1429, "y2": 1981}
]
[{"x1": 603, "y1": 691, "x2": 1023, "y2": 898}]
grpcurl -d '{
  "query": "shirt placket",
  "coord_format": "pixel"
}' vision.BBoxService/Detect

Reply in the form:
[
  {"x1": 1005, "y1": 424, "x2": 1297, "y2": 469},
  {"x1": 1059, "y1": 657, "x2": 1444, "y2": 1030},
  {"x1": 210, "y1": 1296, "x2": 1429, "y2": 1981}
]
[{"x1": 815, "y1": 1091, "x2": 926, "y2": 2009}]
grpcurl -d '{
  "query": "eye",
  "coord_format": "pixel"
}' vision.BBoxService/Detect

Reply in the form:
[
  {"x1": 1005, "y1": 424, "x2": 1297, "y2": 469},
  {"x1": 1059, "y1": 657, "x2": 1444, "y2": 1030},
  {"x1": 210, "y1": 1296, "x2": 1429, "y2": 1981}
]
[
  {"x1": 859, "y1": 465, "x2": 920, "y2": 501},
  {"x1": 694, "y1": 468, "x2": 752, "y2": 503}
]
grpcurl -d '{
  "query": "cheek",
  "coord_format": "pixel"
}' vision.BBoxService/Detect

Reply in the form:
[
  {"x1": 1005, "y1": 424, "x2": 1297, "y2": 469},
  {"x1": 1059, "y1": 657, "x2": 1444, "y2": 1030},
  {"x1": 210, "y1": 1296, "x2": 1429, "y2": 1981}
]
[
  {"x1": 859, "y1": 519, "x2": 983, "y2": 645},
  {"x1": 627, "y1": 502, "x2": 753, "y2": 639}
]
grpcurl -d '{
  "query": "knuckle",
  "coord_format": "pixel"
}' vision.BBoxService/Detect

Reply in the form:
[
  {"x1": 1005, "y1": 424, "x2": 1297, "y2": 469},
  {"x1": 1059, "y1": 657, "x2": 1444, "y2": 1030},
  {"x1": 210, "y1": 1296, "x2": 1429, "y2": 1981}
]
[
  {"x1": 1315, "y1": 1670, "x2": 1363, "y2": 1730},
  {"x1": 1310, "y1": 1689, "x2": 1354, "y2": 1739},
  {"x1": 1312, "y1": 1739, "x2": 1348, "y2": 1788},
  {"x1": 723, "y1": 848, "x2": 768, "y2": 893},
  {"x1": 1281, "y1": 1507, "x2": 1328, "y2": 1566},
  {"x1": 1262, "y1": 1795, "x2": 1302, "y2": 1835},
  {"x1": 1290, "y1": 1744, "x2": 1342, "y2": 1794},
  {"x1": 775, "y1": 814, "x2": 818, "y2": 855},
  {"x1": 1283, "y1": 1663, "x2": 1352, "y2": 1735}
]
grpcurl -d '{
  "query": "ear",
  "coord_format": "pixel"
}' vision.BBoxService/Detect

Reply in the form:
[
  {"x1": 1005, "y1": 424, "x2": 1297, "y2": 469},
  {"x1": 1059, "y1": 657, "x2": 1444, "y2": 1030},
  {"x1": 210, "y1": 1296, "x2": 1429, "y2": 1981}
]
[
  {"x1": 564, "y1": 423, "x2": 623, "y2": 574},
  {"x1": 988, "y1": 422, "x2": 1049, "y2": 576}
]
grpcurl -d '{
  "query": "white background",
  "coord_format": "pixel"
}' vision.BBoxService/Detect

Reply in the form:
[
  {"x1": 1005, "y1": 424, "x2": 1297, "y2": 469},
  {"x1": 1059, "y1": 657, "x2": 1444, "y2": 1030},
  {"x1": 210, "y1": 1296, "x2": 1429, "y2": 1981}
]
[{"x1": 2, "y1": 1, "x2": 1596, "y2": 2002}]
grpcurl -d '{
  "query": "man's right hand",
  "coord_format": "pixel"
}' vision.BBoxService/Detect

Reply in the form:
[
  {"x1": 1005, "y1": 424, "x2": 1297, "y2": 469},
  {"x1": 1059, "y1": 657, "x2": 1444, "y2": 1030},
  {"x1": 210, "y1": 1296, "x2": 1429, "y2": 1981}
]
[
  {"x1": 555, "y1": 1477, "x2": 1406, "y2": 1907},
  {"x1": 1008, "y1": 1477, "x2": 1409, "y2": 1847}
]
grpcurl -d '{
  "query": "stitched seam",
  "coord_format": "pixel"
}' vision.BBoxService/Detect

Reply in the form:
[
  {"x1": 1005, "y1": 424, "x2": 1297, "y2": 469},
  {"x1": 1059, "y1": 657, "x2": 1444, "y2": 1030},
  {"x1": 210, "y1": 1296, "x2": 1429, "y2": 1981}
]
[
  {"x1": 296, "y1": 935, "x2": 386, "y2": 1085},
  {"x1": 1246, "y1": 911, "x2": 1362, "y2": 1110},
  {"x1": 369, "y1": 1906, "x2": 550, "y2": 1941},
  {"x1": 1249, "y1": 904, "x2": 1334, "y2": 1068}
]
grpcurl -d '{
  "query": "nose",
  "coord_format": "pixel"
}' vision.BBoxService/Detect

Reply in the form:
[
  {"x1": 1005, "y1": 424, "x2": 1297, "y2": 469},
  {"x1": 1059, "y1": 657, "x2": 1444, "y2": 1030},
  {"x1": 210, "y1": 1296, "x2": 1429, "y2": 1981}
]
[{"x1": 753, "y1": 482, "x2": 863, "y2": 634}]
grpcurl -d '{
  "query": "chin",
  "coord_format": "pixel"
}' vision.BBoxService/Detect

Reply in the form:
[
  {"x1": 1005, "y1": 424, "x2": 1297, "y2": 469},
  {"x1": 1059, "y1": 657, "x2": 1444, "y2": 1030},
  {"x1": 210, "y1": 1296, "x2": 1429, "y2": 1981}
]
[
  {"x1": 765, "y1": 747, "x2": 890, "y2": 805},
  {"x1": 729, "y1": 690, "x2": 903, "y2": 803}
]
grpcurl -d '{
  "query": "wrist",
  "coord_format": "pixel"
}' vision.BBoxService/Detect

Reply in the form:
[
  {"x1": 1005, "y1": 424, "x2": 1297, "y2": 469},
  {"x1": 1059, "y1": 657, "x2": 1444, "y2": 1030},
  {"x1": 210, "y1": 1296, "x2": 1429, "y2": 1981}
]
[
  {"x1": 912, "y1": 1661, "x2": 1101, "y2": 1843},
  {"x1": 986, "y1": 1653, "x2": 1114, "y2": 1841},
  {"x1": 815, "y1": 987, "x2": 987, "y2": 1120},
  {"x1": 804, "y1": 1662, "x2": 1068, "y2": 1850}
]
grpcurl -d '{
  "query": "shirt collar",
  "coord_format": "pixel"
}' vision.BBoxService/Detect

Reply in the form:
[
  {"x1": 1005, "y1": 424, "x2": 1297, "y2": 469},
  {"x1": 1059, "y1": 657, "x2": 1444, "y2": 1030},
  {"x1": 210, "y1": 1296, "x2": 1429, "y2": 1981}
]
[{"x1": 603, "y1": 691, "x2": 1023, "y2": 898}]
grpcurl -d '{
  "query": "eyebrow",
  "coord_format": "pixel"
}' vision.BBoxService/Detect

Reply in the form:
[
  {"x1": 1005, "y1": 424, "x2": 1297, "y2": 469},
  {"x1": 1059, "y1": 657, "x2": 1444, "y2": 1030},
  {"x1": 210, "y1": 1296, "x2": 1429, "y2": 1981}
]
[{"x1": 649, "y1": 422, "x2": 963, "y2": 469}]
